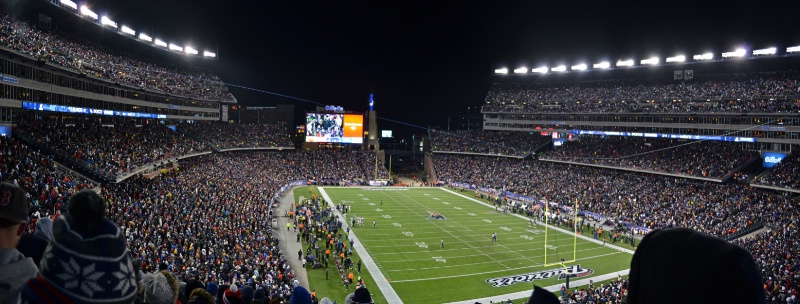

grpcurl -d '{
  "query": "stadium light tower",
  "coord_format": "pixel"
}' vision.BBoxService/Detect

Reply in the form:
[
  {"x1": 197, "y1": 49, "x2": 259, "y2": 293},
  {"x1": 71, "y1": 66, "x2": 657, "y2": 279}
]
[
  {"x1": 100, "y1": 16, "x2": 118, "y2": 29},
  {"x1": 154, "y1": 39, "x2": 167, "y2": 47},
  {"x1": 59, "y1": 0, "x2": 77, "y2": 10},
  {"x1": 616, "y1": 59, "x2": 634, "y2": 67},
  {"x1": 494, "y1": 68, "x2": 509, "y2": 74},
  {"x1": 693, "y1": 52, "x2": 714, "y2": 61},
  {"x1": 571, "y1": 64, "x2": 587, "y2": 71},
  {"x1": 184, "y1": 46, "x2": 199, "y2": 55},
  {"x1": 203, "y1": 51, "x2": 217, "y2": 58},
  {"x1": 640, "y1": 57, "x2": 659, "y2": 65},
  {"x1": 514, "y1": 67, "x2": 528, "y2": 74},
  {"x1": 531, "y1": 66, "x2": 548, "y2": 74},
  {"x1": 551, "y1": 65, "x2": 567, "y2": 72},
  {"x1": 788, "y1": 46, "x2": 800, "y2": 53},
  {"x1": 722, "y1": 48, "x2": 747, "y2": 58},
  {"x1": 593, "y1": 62, "x2": 610, "y2": 69},
  {"x1": 121, "y1": 25, "x2": 136, "y2": 36},
  {"x1": 79, "y1": 5, "x2": 98, "y2": 20},
  {"x1": 753, "y1": 47, "x2": 776, "y2": 56},
  {"x1": 666, "y1": 55, "x2": 686, "y2": 63}
]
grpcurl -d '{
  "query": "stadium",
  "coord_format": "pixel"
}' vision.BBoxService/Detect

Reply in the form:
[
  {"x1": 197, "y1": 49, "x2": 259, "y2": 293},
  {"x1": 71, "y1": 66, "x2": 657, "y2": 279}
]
[{"x1": 0, "y1": 1, "x2": 798, "y2": 304}]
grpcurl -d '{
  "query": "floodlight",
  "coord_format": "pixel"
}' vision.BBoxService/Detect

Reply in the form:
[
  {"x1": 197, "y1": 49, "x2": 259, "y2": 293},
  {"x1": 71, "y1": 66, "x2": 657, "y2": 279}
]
[
  {"x1": 203, "y1": 51, "x2": 217, "y2": 58},
  {"x1": 101, "y1": 16, "x2": 117, "y2": 28},
  {"x1": 185, "y1": 46, "x2": 199, "y2": 55},
  {"x1": 753, "y1": 47, "x2": 776, "y2": 56},
  {"x1": 154, "y1": 39, "x2": 167, "y2": 47},
  {"x1": 593, "y1": 62, "x2": 610, "y2": 69},
  {"x1": 722, "y1": 48, "x2": 746, "y2": 58},
  {"x1": 121, "y1": 26, "x2": 135, "y2": 36},
  {"x1": 139, "y1": 33, "x2": 153, "y2": 42},
  {"x1": 616, "y1": 59, "x2": 634, "y2": 67},
  {"x1": 640, "y1": 57, "x2": 659, "y2": 65},
  {"x1": 787, "y1": 46, "x2": 800, "y2": 53},
  {"x1": 169, "y1": 44, "x2": 183, "y2": 52},
  {"x1": 59, "y1": 0, "x2": 77, "y2": 10},
  {"x1": 514, "y1": 67, "x2": 528, "y2": 74},
  {"x1": 551, "y1": 65, "x2": 566, "y2": 72},
  {"x1": 666, "y1": 55, "x2": 685, "y2": 63},
  {"x1": 693, "y1": 53, "x2": 714, "y2": 60},
  {"x1": 80, "y1": 6, "x2": 98, "y2": 20},
  {"x1": 531, "y1": 67, "x2": 548, "y2": 74},
  {"x1": 571, "y1": 64, "x2": 587, "y2": 71},
  {"x1": 494, "y1": 68, "x2": 508, "y2": 74}
]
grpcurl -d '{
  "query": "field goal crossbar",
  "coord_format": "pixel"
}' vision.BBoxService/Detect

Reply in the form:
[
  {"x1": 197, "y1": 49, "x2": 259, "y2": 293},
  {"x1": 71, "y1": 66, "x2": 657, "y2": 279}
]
[{"x1": 543, "y1": 198, "x2": 579, "y2": 267}]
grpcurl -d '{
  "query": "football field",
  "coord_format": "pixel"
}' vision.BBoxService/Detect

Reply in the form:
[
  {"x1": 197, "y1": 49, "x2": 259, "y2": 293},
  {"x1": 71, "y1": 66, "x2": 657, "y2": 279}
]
[{"x1": 317, "y1": 187, "x2": 633, "y2": 303}]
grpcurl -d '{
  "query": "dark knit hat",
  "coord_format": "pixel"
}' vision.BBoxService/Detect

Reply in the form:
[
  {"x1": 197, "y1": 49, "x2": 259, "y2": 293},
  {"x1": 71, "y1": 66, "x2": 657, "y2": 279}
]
[
  {"x1": 0, "y1": 182, "x2": 28, "y2": 224},
  {"x1": 528, "y1": 285, "x2": 560, "y2": 304},
  {"x1": 290, "y1": 286, "x2": 312, "y2": 304},
  {"x1": 627, "y1": 228, "x2": 765, "y2": 304},
  {"x1": 352, "y1": 287, "x2": 372, "y2": 304},
  {"x1": 185, "y1": 279, "x2": 206, "y2": 300},
  {"x1": 20, "y1": 190, "x2": 136, "y2": 304},
  {"x1": 207, "y1": 281, "x2": 219, "y2": 296},
  {"x1": 241, "y1": 285, "x2": 255, "y2": 304}
]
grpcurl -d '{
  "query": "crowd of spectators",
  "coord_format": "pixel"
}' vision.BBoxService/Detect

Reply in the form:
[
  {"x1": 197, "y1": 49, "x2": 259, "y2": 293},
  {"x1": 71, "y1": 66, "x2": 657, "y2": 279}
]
[
  {"x1": 0, "y1": 136, "x2": 95, "y2": 218},
  {"x1": 542, "y1": 136, "x2": 758, "y2": 179},
  {"x1": 562, "y1": 278, "x2": 628, "y2": 304},
  {"x1": 180, "y1": 122, "x2": 293, "y2": 149},
  {"x1": 434, "y1": 154, "x2": 791, "y2": 238},
  {"x1": 0, "y1": 13, "x2": 234, "y2": 102},
  {"x1": 16, "y1": 118, "x2": 210, "y2": 179},
  {"x1": 734, "y1": 225, "x2": 800, "y2": 303},
  {"x1": 756, "y1": 153, "x2": 800, "y2": 191},
  {"x1": 430, "y1": 129, "x2": 550, "y2": 156},
  {"x1": 482, "y1": 73, "x2": 800, "y2": 113}
]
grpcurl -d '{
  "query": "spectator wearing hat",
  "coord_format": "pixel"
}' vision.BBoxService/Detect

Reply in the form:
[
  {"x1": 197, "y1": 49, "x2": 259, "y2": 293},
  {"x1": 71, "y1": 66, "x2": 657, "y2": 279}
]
[
  {"x1": 187, "y1": 288, "x2": 216, "y2": 304},
  {"x1": 351, "y1": 287, "x2": 372, "y2": 304},
  {"x1": 0, "y1": 182, "x2": 37, "y2": 303},
  {"x1": 19, "y1": 190, "x2": 137, "y2": 304},
  {"x1": 140, "y1": 270, "x2": 180, "y2": 304}
]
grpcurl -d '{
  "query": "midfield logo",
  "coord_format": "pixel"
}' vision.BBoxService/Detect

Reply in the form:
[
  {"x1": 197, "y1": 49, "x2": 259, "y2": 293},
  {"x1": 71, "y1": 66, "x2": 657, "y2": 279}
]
[{"x1": 485, "y1": 265, "x2": 594, "y2": 287}]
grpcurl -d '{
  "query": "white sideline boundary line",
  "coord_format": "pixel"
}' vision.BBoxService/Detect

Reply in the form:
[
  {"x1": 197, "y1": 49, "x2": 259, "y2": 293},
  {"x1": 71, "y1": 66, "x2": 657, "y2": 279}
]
[
  {"x1": 443, "y1": 269, "x2": 630, "y2": 304},
  {"x1": 318, "y1": 187, "x2": 404, "y2": 304}
]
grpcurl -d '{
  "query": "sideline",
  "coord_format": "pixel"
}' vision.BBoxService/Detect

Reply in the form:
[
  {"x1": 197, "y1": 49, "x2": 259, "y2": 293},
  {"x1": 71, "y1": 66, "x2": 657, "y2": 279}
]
[{"x1": 318, "y1": 187, "x2": 404, "y2": 304}]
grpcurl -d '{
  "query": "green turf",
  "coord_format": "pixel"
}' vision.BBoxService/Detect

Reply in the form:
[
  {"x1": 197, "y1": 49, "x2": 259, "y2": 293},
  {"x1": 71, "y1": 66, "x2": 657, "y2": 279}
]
[{"x1": 307, "y1": 186, "x2": 632, "y2": 303}]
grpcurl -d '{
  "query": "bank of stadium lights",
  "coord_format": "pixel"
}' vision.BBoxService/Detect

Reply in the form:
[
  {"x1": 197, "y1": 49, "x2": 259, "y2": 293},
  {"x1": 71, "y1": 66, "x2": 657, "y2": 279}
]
[
  {"x1": 640, "y1": 57, "x2": 659, "y2": 65},
  {"x1": 531, "y1": 67, "x2": 548, "y2": 74},
  {"x1": 203, "y1": 51, "x2": 217, "y2": 58},
  {"x1": 154, "y1": 39, "x2": 167, "y2": 48},
  {"x1": 693, "y1": 53, "x2": 714, "y2": 61},
  {"x1": 789, "y1": 46, "x2": 800, "y2": 53},
  {"x1": 616, "y1": 59, "x2": 634, "y2": 67},
  {"x1": 59, "y1": 0, "x2": 77, "y2": 10},
  {"x1": 571, "y1": 64, "x2": 587, "y2": 71},
  {"x1": 100, "y1": 16, "x2": 118, "y2": 29},
  {"x1": 168, "y1": 44, "x2": 183, "y2": 52},
  {"x1": 79, "y1": 6, "x2": 98, "y2": 20},
  {"x1": 666, "y1": 55, "x2": 686, "y2": 63},
  {"x1": 722, "y1": 48, "x2": 747, "y2": 58},
  {"x1": 593, "y1": 62, "x2": 610, "y2": 69},
  {"x1": 184, "y1": 46, "x2": 198, "y2": 55},
  {"x1": 513, "y1": 67, "x2": 528, "y2": 74},
  {"x1": 753, "y1": 47, "x2": 776, "y2": 56},
  {"x1": 121, "y1": 26, "x2": 136, "y2": 36},
  {"x1": 139, "y1": 33, "x2": 153, "y2": 42},
  {"x1": 551, "y1": 65, "x2": 567, "y2": 72},
  {"x1": 494, "y1": 68, "x2": 509, "y2": 74}
]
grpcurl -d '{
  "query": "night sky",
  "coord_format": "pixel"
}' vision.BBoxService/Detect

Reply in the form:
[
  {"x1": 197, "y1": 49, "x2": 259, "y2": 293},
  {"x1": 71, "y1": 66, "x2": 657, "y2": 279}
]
[{"x1": 12, "y1": 0, "x2": 800, "y2": 138}]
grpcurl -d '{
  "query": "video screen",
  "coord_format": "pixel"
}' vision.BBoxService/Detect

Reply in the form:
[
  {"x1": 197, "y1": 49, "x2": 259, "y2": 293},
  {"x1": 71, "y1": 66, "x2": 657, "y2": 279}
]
[
  {"x1": 381, "y1": 130, "x2": 392, "y2": 138},
  {"x1": 306, "y1": 113, "x2": 363, "y2": 144}
]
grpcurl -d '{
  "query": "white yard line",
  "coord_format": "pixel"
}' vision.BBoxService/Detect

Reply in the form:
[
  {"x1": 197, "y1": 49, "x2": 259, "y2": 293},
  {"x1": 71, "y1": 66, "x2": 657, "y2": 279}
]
[{"x1": 318, "y1": 187, "x2": 404, "y2": 304}]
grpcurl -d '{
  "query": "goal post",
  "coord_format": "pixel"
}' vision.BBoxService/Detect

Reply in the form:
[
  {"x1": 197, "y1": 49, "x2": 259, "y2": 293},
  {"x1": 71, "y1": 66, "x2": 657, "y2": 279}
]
[{"x1": 543, "y1": 198, "x2": 579, "y2": 267}]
